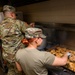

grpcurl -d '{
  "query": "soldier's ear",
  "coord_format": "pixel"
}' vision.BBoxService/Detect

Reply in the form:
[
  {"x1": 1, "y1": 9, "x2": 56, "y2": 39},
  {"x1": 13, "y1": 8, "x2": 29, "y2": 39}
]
[{"x1": 11, "y1": 13, "x2": 14, "y2": 17}]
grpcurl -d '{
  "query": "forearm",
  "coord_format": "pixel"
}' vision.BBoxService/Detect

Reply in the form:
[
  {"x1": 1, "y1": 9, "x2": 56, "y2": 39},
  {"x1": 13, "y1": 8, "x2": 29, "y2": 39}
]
[{"x1": 52, "y1": 54, "x2": 68, "y2": 66}]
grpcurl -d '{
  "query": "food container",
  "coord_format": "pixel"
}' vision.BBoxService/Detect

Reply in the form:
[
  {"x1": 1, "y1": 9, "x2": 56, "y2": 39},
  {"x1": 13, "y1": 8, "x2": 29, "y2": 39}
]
[{"x1": 48, "y1": 46, "x2": 75, "y2": 72}]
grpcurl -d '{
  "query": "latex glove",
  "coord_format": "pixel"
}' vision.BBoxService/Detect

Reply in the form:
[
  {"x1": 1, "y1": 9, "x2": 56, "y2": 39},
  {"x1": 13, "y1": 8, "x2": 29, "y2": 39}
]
[{"x1": 67, "y1": 52, "x2": 71, "y2": 58}]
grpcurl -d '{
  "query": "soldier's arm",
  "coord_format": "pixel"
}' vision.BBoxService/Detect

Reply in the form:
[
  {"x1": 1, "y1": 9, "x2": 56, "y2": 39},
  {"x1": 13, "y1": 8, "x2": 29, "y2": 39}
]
[
  {"x1": 15, "y1": 62, "x2": 22, "y2": 72},
  {"x1": 52, "y1": 53, "x2": 69, "y2": 66},
  {"x1": 21, "y1": 21, "x2": 30, "y2": 33}
]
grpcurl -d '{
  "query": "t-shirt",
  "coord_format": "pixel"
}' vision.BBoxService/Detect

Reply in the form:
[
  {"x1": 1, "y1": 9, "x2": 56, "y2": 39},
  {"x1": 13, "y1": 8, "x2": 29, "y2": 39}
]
[{"x1": 16, "y1": 48, "x2": 55, "y2": 75}]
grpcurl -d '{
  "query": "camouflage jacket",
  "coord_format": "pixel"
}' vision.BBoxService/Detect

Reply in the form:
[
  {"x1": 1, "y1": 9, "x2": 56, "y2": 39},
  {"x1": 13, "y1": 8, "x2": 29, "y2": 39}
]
[{"x1": 0, "y1": 17, "x2": 29, "y2": 62}]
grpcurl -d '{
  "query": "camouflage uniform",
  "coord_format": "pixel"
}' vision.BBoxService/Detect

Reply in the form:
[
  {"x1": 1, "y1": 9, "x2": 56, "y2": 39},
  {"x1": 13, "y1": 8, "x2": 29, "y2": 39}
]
[{"x1": 0, "y1": 5, "x2": 29, "y2": 75}]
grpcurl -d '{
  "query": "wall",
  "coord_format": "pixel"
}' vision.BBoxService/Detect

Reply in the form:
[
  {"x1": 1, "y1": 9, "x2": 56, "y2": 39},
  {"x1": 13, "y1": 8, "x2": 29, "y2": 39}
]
[
  {"x1": 61, "y1": 31, "x2": 75, "y2": 50},
  {"x1": 0, "y1": 7, "x2": 2, "y2": 11},
  {"x1": 16, "y1": 0, "x2": 75, "y2": 24}
]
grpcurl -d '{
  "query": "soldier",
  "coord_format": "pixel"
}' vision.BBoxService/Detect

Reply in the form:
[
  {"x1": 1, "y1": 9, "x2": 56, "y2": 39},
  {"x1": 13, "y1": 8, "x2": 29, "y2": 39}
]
[
  {"x1": 0, "y1": 5, "x2": 30, "y2": 75},
  {"x1": 15, "y1": 28, "x2": 70, "y2": 75}
]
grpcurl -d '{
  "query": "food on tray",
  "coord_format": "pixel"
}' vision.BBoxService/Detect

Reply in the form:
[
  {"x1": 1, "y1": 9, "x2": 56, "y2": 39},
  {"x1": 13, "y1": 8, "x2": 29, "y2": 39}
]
[
  {"x1": 69, "y1": 56, "x2": 75, "y2": 62},
  {"x1": 49, "y1": 47, "x2": 75, "y2": 72}
]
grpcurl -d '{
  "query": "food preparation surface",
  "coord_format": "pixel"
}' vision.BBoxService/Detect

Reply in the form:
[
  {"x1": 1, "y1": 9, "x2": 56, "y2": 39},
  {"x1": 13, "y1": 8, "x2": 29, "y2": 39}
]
[{"x1": 48, "y1": 47, "x2": 75, "y2": 72}]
